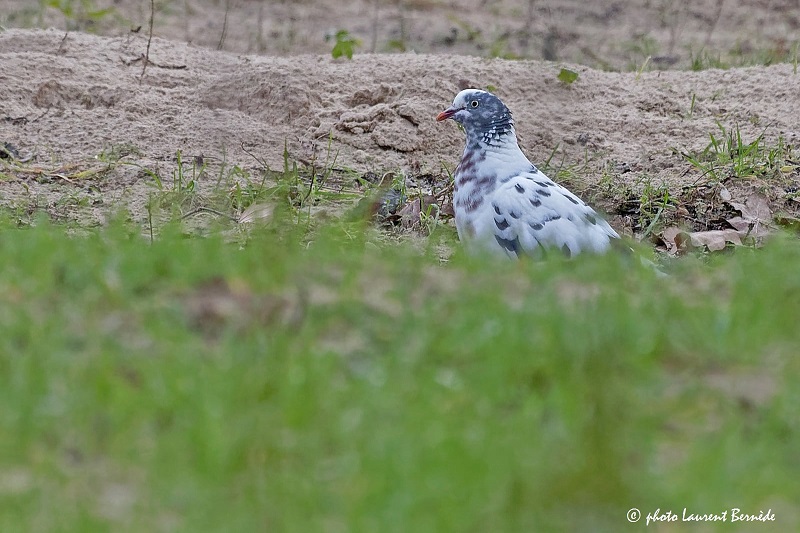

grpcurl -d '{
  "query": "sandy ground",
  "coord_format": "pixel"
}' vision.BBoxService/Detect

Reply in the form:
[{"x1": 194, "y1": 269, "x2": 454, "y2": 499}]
[
  {"x1": 3, "y1": 1, "x2": 799, "y2": 70},
  {"x1": 1, "y1": 1, "x2": 800, "y2": 241}
]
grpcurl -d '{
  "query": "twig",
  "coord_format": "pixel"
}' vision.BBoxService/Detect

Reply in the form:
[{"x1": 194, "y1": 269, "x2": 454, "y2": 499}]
[
  {"x1": 240, "y1": 142, "x2": 270, "y2": 169},
  {"x1": 57, "y1": 31, "x2": 69, "y2": 54},
  {"x1": 702, "y1": 0, "x2": 724, "y2": 50},
  {"x1": 124, "y1": 54, "x2": 186, "y2": 69},
  {"x1": 141, "y1": 0, "x2": 155, "y2": 81},
  {"x1": 370, "y1": 0, "x2": 378, "y2": 53},
  {"x1": 256, "y1": 2, "x2": 264, "y2": 51},
  {"x1": 217, "y1": 0, "x2": 230, "y2": 51},
  {"x1": 147, "y1": 195, "x2": 154, "y2": 244}
]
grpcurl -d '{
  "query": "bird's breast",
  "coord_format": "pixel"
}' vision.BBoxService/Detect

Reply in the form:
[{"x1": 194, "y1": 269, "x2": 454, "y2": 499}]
[{"x1": 454, "y1": 153, "x2": 497, "y2": 217}]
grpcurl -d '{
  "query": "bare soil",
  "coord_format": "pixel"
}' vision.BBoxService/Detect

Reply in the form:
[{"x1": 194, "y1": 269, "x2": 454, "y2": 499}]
[
  {"x1": 1, "y1": 1, "x2": 799, "y2": 241},
  {"x1": 4, "y1": 1, "x2": 799, "y2": 69}
]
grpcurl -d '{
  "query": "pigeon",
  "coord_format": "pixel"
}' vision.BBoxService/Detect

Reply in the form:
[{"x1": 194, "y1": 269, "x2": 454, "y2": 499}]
[{"x1": 437, "y1": 89, "x2": 619, "y2": 259}]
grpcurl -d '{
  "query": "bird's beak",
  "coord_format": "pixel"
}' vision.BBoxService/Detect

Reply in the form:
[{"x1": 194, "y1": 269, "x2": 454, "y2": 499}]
[{"x1": 436, "y1": 106, "x2": 459, "y2": 121}]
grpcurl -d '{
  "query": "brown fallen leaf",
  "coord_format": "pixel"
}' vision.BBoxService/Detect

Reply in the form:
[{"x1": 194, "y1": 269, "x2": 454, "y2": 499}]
[
  {"x1": 680, "y1": 229, "x2": 743, "y2": 251},
  {"x1": 727, "y1": 192, "x2": 771, "y2": 224},
  {"x1": 660, "y1": 226, "x2": 685, "y2": 255},
  {"x1": 725, "y1": 216, "x2": 752, "y2": 233},
  {"x1": 419, "y1": 194, "x2": 441, "y2": 216},
  {"x1": 724, "y1": 216, "x2": 771, "y2": 239},
  {"x1": 662, "y1": 227, "x2": 745, "y2": 254},
  {"x1": 397, "y1": 198, "x2": 421, "y2": 228},
  {"x1": 723, "y1": 191, "x2": 774, "y2": 244},
  {"x1": 440, "y1": 201, "x2": 455, "y2": 217},
  {"x1": 395, "y1": 194, "x2": 444, "y2": 230}
]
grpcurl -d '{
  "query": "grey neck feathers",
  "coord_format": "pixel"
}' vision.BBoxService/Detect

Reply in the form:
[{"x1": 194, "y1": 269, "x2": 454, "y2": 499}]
[{"x1": 465, "y1": 114, "x2": 516, "y2": 150}]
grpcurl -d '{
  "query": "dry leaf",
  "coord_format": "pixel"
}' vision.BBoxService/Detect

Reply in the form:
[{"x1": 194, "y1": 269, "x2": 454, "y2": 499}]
[
  {"x1": 397, "y1": 198, "x2": 421, "y2": 228},
  {"x1": 724, "y1": 216, "x2": 770, "y2": 237},
  {"x1": 728, "y1": 192, "x2": 771, "y2": 224},
  {"x1": 672, "y1": 231, "x2": 692, "y2": 253},
  {"x1": 419, "y1": 194, "x2": 441, "y2": 216},
  {"x1": 686, "y1": 229, "x2": 742, "y2": 251},
  {"x1": 661, "y1": 226, "x2": 683, "y2": 243},
  {"x1": 659, "y1": 226, "x2": 685, "y2": 254},
  {"x1": 662, "y1": 227, "x2": 744, "y2": 254},
  {"x1": 440, "y1": 201, "x2": 455, "y2": 217},
  {"x1": 725, "y1": 216, "x2": 752, "y2": 232}
]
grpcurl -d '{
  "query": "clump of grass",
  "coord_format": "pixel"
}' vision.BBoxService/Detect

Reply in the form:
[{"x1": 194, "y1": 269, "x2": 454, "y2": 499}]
[
  {"x1": 681, "y1": 122, "x2": 793, "y2": 183},
  {"x1": 689, "y1": 41, "x2": 800, "y2": 71},
  {"x1": 599, "y1": 167, "x2": 675, "y2": 236},
  {"x1": 538, "y1": 143, "x2": 590, "y2": 186},
  {"x1": 687, "y1": 92, "x2": 697, "y2": 118},
  {"x1": 637, "y1": 176, "x2": 675, "y2": 237},
  {"x1": 688, "y1": 48, "x2": 729, "y2": 71},
  {"x1": 226, "y1": 165, "x2": 270, "y2": 212},
  {"x1": 144, "y1": 150, "x2": 202, "y2": 210},
  {"x1": 729, "y1": 40, "x2": 800, "y2": 68},
  {"x1": 43, "y1": 0, "x2": 119, "y2": 32},
  {"x1": 268, "y1": 139, "x2": 365, "y2": 227},
  {"x1": 622, "y1": 34, "x2": 659, "y2": 71},
  {"x1": 487, "y1": 35, "x2": 521, "y2": 59}
]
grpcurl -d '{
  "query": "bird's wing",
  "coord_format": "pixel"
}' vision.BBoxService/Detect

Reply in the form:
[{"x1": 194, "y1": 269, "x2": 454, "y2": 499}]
[{"x1": 486, "y1": 169, "x2": 619, "y2": 259}]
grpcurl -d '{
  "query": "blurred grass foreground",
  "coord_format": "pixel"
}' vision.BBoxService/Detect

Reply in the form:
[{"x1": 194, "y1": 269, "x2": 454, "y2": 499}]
[{"x1": 1, "y1": 217, "x2": 798, "y2": 532}]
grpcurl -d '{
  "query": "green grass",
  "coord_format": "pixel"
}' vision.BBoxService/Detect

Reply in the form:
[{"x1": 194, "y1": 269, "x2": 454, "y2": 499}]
[
  {"x1": 1, "y1": 214, "x2": 799, "y2": 532},
  {"x1": 41, "y1": 0, "x2": 121, "y2": 33},
  {"x1": 681, "y1": 122, "x2": 794, "y2": 183},
  {"x1": 689, "y1": 42, "x2": 800, "y2": 72},
  {"x1": 622, "y1": 34, "x2": 659, "y2": 71}
]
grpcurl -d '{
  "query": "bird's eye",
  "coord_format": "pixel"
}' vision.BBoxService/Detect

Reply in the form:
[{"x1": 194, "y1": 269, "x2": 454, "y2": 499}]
[{"x1": 470, "y1": 100, "x2": 479, "y2": 108}]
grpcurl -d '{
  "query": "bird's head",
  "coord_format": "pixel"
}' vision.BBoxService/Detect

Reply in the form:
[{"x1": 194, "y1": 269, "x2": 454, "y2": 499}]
[{"x1": 436, "y1": 89, "x2": 514, "y2": 145}]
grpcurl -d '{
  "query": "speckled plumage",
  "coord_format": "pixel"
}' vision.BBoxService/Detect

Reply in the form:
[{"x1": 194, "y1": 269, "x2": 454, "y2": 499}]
[{"x1": 437, "y1": 89, "x2": 619, "y2": 258}]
